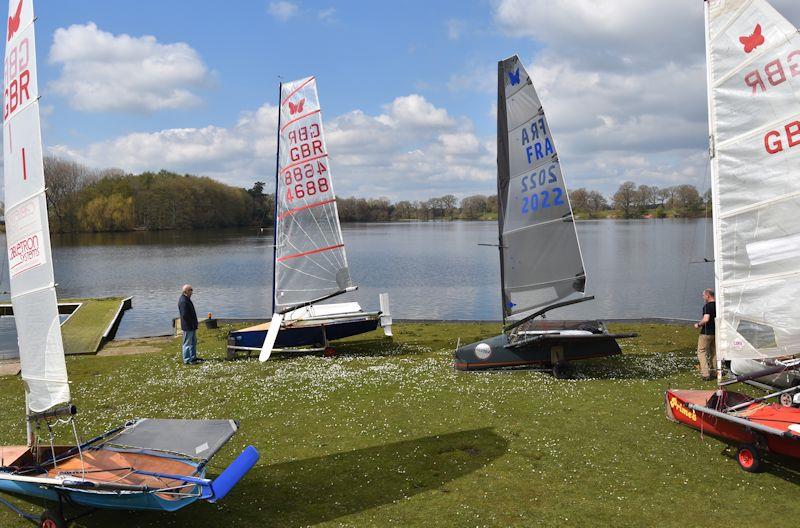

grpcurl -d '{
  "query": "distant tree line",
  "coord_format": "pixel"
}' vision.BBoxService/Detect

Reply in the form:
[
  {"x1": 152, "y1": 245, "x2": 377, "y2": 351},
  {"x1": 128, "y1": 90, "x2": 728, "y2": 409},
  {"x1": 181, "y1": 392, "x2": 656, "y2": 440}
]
[
  {"x1": 570, "y1": 182, "x2": 709, "y2": 219},
  {"x1": 41, "y1": 157, "x2": 708, "y2": 233}
]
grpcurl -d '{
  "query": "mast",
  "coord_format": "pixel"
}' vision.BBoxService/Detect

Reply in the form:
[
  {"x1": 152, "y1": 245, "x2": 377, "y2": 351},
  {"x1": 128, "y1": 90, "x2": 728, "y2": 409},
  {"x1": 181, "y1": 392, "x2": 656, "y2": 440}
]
[
  {"x1": 496, "y1": 60, "x2": 510, "y2": 326},
  {"x1": 271, "y1": 81, "x2": 282, "y2": 315}
]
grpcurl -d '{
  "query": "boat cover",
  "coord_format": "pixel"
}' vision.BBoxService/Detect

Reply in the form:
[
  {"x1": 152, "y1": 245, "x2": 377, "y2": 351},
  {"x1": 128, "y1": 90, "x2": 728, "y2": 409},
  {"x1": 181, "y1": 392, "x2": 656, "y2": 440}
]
[{"x1": 101, "y1": 419, "x2": 239, "y2": 462}]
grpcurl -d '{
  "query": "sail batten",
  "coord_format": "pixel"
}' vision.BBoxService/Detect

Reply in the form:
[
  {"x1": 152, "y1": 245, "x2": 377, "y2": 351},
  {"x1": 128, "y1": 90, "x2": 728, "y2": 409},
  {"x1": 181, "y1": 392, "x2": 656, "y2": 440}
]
[
  {"x1": 274, "y1": 77, "x2": 353, "y2": 313},
  {"x1": 497, "y1": 55, "x2": 586, "y2": 319},
  {"x1": 706, "y1": 0, "x2": 800, "y2": 361},
  {"x1": 3, "y1": 0, "x2": 70, "y2": 414}
]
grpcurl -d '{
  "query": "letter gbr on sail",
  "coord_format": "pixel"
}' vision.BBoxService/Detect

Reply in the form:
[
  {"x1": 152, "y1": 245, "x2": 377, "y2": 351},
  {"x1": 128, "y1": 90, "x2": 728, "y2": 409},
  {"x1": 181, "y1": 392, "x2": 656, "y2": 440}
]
[
  {"x1": 274, "y1": 77, "x2": 353, "y2": 312},
  {"x1": 497, "y1": 55, "x2": 586, "y2": 319},
  {"x1": 3, "y1": 0, "x2": 70, "y2": 412},
  {"x1": 705, "y1": 0, "x2": 800, "y2": 359}
]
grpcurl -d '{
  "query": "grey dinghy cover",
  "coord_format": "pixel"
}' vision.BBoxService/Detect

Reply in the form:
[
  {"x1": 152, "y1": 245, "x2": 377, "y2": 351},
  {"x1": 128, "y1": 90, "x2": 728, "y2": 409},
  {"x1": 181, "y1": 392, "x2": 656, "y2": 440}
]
[
  {"x1": 102, "y1": 419, "x2": 239, "y2": 463},
  {"x1": 497, "y1": 55, "x2": 586, "y2": 319}
]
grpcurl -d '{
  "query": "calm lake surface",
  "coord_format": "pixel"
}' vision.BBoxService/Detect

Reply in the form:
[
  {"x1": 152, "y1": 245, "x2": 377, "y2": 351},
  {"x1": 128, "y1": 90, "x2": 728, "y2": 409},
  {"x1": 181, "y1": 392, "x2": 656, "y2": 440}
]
[{"x1": 0, "y1": 220, "x2": 713, "y2": 357}]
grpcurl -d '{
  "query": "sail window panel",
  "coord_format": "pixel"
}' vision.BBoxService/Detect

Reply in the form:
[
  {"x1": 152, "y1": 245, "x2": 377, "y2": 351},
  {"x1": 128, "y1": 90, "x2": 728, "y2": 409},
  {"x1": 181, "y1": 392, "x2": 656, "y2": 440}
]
[
  {"x1": 709, "y1": 0, "x2": 796, "y2": 88},
  {"x1": 503, "y1": 162, "x2": 572, "y2": 231},
  {"x1": 713, "y1": 34, "x2": 800, "y2": 144},
  {"x1": 14, "y1": 287, "x2": 70, "y2": 412},
  {"x1": 718, "y1": 195, "x2": 800, "y2": 281},
  {"x1": 503, "y1": 221, "x2": 585, "y2": 315},
  {"x1": 736, "y1": 319, "x2": 778, "y2": 349},
  {"x1": 716, "y1": 121, "x2": 800, "y2": 215},
  {"x1": 719, "y1": 279, "x2": 800, "y2": 359}
]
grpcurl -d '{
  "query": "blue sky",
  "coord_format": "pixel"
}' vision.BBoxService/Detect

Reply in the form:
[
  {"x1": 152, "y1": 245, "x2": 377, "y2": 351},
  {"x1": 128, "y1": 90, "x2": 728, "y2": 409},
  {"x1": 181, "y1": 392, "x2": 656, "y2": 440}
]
[{"x1": 22, "y1": 1, "x2": 800, "y2": 200}]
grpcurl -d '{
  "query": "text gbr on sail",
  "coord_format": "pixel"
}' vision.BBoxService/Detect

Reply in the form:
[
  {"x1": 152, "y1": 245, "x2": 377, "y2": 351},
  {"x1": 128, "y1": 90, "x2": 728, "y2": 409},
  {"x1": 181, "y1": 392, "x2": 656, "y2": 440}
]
[
  {"x1": 764, "y1": 121, "x2": 799, "y2": 155},
  {"x1": 4, "y1": 36, "x2": 31, "y2": 119},
  {"x1": 744, "y1": 50, "x2": 800, "y2": 94},
  {"x1": 288, "y1": 124, "x2": 323, "y2": 162}
]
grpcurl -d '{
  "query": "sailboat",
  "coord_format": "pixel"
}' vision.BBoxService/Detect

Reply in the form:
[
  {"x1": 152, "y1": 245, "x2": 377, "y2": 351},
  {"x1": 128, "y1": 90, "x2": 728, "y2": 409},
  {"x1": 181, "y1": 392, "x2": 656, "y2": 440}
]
[
  {"x1": 228, "y1": 76, "x2": 390, "y2": 361},
  {"x1": 0, "y1": 2, "x2": 258, "y2": 525},
  {"x1": 454, "y1": 55, "x2": 635, "y2": 373},
  {"x1": 666, "y1": 0, "x2": 800, "y2": 472}
]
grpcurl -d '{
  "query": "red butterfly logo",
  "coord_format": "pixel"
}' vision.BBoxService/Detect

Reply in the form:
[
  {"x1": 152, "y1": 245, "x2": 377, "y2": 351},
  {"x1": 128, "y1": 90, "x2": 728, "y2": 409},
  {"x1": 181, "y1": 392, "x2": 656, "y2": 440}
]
[
  {"x1": 7, "y1": 0, "x2": 23, "y2": 42},
  {"x1": 288, "y1": 98, "x2": 305, "y2": 115},
  {"x1": 739, "y1": 23, "x2": 765, "y2": 54}
]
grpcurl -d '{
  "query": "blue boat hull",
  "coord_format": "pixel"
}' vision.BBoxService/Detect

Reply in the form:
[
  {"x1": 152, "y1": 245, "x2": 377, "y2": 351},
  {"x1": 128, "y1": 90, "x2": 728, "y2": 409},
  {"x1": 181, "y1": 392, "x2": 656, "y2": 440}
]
[
  {"x1": 0, "y1": 476, "x2": 200, "y2": 512},
  {"x1": 231, "y1": 317, "x2": 380, "y2": 349}
]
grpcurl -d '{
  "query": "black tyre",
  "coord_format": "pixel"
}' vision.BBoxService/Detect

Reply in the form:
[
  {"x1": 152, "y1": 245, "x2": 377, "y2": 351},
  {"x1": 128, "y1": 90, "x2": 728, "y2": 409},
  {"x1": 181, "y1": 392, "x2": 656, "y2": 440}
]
[
  {"x1": 736, "y1": 444, "x2": 762, "y2": 473},
  {"x1": 40, "y1": 508, "x2": 67, "y2": 528}
]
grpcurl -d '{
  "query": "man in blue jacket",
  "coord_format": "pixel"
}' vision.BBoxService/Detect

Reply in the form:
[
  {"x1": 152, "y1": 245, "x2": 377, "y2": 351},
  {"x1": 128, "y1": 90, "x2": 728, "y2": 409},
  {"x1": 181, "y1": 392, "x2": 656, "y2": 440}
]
[{"x1": 178, "y1": 284, "x2": 203, "y2": 364}]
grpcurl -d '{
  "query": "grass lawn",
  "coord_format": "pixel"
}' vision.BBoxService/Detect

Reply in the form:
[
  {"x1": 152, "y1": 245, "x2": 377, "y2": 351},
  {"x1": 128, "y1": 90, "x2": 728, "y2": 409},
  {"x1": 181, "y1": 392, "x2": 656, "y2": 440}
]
[
  {"x1": 0, "y1": 322, "x2": 796, "y2": 527},
  {"x1": 60, "y1": 298, "x2": 126, "y2": 355}
]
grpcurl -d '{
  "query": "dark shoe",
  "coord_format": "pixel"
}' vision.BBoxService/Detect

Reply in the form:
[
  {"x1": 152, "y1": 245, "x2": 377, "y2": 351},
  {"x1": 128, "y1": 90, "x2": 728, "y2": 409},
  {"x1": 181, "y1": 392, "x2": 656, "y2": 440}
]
[{"x1": 702, "y1": 375, "x2": 714, "y2": 381}]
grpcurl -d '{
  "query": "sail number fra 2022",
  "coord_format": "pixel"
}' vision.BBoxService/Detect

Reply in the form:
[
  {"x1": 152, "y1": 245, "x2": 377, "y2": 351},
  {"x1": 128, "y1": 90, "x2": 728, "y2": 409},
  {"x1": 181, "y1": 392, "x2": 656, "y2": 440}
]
[{"x1": 520, "y1": 164, "x2": 564, "y2": 214}]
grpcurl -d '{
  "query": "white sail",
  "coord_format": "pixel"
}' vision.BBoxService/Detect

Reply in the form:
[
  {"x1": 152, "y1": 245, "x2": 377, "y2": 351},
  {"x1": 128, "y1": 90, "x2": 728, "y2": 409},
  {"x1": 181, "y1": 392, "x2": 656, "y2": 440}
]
[
  {"x1": 274, "y1": 77, "x2": 352, "y2": 313},
  {"x1": 706, "y1": 0, "x2": 800, "y2": 360},
  {"x1": 497, "y1": 55, "x2": 586, "y2": 318},
  {"x1": 3, "y1": 0, "x2": 70, "y2": 412}
]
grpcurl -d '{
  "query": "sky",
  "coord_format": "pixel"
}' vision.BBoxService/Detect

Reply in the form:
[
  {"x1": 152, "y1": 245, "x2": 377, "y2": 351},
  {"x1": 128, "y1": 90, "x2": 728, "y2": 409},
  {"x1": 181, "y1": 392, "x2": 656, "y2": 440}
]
[{"x1": 16, "y1": 0, "x2": 800, "y2": 200}]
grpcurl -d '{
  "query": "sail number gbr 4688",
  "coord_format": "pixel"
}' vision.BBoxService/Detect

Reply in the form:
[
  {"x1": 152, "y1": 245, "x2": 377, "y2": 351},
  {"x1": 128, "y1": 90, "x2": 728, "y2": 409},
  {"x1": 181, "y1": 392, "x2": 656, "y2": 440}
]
[{"x1": 283, "y1": 123, "x2": 330, "y2": 203}]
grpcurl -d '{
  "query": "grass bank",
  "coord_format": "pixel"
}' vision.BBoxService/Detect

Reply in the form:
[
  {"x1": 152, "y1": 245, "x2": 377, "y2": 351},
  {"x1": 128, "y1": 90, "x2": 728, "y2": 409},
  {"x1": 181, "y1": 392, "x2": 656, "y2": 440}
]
[{"x1": 0, "y1": 322, "x2": 796, "y2": 527}]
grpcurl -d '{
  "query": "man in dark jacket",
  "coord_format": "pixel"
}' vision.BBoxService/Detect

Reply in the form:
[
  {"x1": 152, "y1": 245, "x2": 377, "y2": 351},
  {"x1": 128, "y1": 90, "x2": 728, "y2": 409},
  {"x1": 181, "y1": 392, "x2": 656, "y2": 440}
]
[{"x1": 178, "y1": 284, "x2": 202, "y2": 364}]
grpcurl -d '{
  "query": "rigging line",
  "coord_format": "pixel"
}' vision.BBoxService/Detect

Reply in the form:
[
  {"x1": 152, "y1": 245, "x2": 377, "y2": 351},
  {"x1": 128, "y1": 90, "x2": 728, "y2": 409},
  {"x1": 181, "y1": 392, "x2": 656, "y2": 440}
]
[
  {"x1": 279, "y1": 237, "x2": 338, "y2": 278},
  {"x1": 276, "y1": 261, "x2": 337, "y2": 284},
  {"x1": 283, "y1": 213, "x2": 340, "y2": 270},
  {"x1": 279, "y1": 189, "x2": 339, "y2": 270},
  {"x1": 321, "y1": 199, "x2": 345, "y2": 270}
]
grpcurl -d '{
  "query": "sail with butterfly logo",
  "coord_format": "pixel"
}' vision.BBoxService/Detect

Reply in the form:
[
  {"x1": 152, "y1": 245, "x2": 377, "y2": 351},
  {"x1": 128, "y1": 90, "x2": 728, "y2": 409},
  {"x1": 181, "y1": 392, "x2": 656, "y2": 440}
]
[
  {"x1": 2, "y1": 0, "x2": 70, "y2": 413},
  {"x1": 274, "y1": 76, "x2": 353, "y2": 312},
  {"x1": 705, "y1": 0, "x2": 800, "y2": 362},
  {"x1": 497, "y1": 55, "x2": 586, "y2": 319}
]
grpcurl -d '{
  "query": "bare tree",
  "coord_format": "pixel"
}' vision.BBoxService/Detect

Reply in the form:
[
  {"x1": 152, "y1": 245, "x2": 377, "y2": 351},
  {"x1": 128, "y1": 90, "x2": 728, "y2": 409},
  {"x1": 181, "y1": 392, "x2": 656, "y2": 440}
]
[
  {"x1": 586, "y1": 191, "x2": 608, "y2": 215},
  {"x1": 43, "y1": 156, "x2": 97, "y2": 232},
  {"x1": 569, "y1": 188, "x2": 590, "y2": 213}
]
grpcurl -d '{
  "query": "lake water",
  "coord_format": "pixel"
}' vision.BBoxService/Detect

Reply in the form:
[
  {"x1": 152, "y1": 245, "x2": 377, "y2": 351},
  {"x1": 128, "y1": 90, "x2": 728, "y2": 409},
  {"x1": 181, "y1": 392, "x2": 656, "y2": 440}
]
[{"x1": 0, "y1": 220, "x2": 713, "y2": 357}]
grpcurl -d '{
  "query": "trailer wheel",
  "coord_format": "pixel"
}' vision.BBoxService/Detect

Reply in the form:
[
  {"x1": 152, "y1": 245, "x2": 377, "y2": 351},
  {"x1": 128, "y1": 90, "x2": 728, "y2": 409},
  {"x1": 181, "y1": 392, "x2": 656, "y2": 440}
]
[
  {"x1": 736, "y1": 444, "x2": 762, "y2": 473},
  {"x1": 323, "y1": 347, "x2": 336, "y2": 357},
  {"x1": 779, "y1": 392, "x2": 795, "y2": 407},
  {"x1": 40, "y1": 508, "x2": 67, "y2": 528}
]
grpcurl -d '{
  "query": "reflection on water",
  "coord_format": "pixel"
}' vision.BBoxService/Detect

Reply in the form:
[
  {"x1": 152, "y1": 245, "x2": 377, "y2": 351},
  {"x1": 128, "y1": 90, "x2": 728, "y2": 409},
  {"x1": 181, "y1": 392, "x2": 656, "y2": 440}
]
[{"x1": 0, "y1": 220, "x2": 713, "y2": 357}]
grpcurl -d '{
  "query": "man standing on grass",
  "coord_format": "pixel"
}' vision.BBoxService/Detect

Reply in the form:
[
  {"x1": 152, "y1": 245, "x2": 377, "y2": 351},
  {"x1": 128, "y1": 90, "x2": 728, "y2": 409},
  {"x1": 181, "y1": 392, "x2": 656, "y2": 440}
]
[
  {"x1": 693, "y1": 288, "x2": 716, "y2": 380},
  {"x1": 178, "y1": 284, "x2": 203, "y2": 364}
]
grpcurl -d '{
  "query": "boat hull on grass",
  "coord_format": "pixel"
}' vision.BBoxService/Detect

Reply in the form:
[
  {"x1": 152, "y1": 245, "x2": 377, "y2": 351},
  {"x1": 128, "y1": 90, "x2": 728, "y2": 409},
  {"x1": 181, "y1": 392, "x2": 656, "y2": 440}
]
[
  {"x1": 454, "y1": 320, "x2": 629, "y2": 371},
  {"x1": 665, "y1": 389, "x2": 800, "y2": 461},
  {"x1": 230, "y1": 314, "x2": 380, "y2": 351}
]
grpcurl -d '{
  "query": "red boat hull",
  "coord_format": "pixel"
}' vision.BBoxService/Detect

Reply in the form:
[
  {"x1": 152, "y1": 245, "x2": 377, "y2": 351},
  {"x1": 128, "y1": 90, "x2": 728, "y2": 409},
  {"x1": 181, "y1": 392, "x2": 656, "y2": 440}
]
[{"x1": 665, "y1": 389, "x2": 800, "y2": 460}]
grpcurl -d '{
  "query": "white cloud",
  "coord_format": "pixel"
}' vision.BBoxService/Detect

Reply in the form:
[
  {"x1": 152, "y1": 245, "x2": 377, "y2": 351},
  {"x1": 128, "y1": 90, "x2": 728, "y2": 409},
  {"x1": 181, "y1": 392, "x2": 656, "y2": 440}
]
[
  {"x1": 48, "y1": 23, "x2": 211, "y2": 114},
  {"x1": 318, "y1": 7, "x2": 337, "y2": 22},
  {"x1": 446, "y1": 19, "x2": 465, "y2": 40},
  {"x1": 268, "y1": 1, "x2": 299, "y2": 21},
  {"x1": 50, "y1": 95, "x2": 494, "y2": 200}
]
